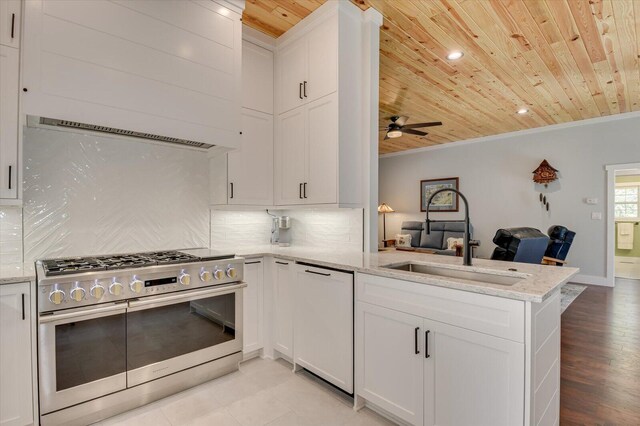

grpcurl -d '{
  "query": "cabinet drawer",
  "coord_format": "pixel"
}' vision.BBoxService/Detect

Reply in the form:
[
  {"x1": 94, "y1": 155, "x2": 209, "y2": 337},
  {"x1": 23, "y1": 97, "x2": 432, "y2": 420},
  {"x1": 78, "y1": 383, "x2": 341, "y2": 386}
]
[{"x1": 356, "y1": 273, "x2": 524, "y2": 342}]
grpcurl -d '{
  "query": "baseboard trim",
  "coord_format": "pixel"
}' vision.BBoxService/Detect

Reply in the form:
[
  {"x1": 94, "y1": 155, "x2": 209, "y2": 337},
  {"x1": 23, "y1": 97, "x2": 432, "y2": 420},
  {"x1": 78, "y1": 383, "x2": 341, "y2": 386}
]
[{"x1": 571, "y1": 274, "x2": 613, "y2": 287}]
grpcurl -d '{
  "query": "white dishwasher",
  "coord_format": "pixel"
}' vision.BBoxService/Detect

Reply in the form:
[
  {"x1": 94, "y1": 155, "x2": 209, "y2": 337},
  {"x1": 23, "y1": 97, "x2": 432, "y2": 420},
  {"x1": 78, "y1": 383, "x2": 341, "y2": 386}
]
[{"x1": 294, "y1": 263, "x2": 354, "y2": 393}]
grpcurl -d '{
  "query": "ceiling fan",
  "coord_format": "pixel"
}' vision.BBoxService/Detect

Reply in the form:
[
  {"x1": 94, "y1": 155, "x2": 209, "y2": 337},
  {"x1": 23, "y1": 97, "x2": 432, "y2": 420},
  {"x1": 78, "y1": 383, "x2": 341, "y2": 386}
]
[{"x1": 381, "y1": 116, "x2": 442, "y2": 140}]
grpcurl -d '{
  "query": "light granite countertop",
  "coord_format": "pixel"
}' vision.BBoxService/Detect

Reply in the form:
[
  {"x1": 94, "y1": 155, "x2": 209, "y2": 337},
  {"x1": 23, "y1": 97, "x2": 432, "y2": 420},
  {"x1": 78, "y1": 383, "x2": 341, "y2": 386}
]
[
  {"x1": 214, "y1": 245, "x2": 579, "y2": 303},
  {"x1": 0, "y1": 262, "x2": 36, "y2": 285}
]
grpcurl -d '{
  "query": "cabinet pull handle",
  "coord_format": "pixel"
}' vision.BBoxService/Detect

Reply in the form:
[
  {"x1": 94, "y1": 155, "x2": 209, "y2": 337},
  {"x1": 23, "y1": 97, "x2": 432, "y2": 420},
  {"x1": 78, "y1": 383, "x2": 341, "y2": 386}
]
[
  {"x1": 425, "y1": 330, "x2": 430, "y2": 358},
  {"x1": 245, "y1": 260, "x2": 261, "y2": 265},
  {"x1": 8, "y1": 165, "x2": 12, "y2": 190},
  {"x1": 304, "y1": 269, "x2": 331, "y2": 277},
  {"x1": 303, "y1": 182, "x2": 307, "y2": 198},
  {"x1": 299, "y1": 82, "x2": 303, "y2": 100},
  {"x1": 303, "y1": 81, "x2": 307, "y2": 97},
  {"x1": 21, "y1": 294, "x2": 25, "y2": 320},
  {"x1": 415, "y1": 327, "x2": 420, "y2": 354},
  {"x1": 11, "y1": 13, "x2": 15, "y2": 39},
  {"x1": 275, "y1": 261, "x2": 289, "y2": 265},
  {"x1": 230, "y1": 182, "x2": 234, "y2": 199},
  {"x1": 299, "y1": 183, "x2": 303, "y2": 199}
]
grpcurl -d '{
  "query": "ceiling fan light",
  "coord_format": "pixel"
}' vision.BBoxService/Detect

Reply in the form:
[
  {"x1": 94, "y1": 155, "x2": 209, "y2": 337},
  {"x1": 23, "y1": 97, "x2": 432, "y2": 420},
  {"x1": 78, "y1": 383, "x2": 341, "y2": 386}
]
[
  {"x1": 517, "y1": 108, "x2": 529, "y2": 115},
  {"x1": 446, "y1": 51, "x2": 464, "y2": 60},
  {"x1": 387, "y1": 129, "x2": 402, "y2": 138}
]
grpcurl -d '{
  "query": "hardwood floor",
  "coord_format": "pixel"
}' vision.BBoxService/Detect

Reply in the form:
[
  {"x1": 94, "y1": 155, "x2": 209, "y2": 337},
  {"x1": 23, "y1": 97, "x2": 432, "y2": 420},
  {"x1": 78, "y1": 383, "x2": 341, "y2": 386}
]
[{"x1": 561, "y1": 278, "x2": 640, "y2": 425}]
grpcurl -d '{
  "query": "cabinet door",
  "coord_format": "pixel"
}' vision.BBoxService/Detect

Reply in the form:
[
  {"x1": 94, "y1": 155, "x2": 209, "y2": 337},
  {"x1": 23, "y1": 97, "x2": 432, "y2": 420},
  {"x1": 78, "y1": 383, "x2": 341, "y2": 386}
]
[
  {"x1": 242, "y1": 40, "x2": 273, "y2": 114},
  {"x1": 274, "y1": 106, "x2": 306, "y2": 205},
  {"x1": 424, "y1": 320, "x2": 525, "y2": 426},
  {"x1": 0, "y1": 0, "x2": 20, "y2": 48},
  {"x1": 243, "y1": 259, "x2": 264, "y2": 354},
  {"x1": 228, "y1": 109, "x2": 273, "y2": 205},
  {"x1": 294, "y1": 265, "x2": 353, "y2": 393},
  {"x1": 306, "y1": 16, "x2": 338, "y2": 103},
  {"x1": 276, "y1": 38, "x2": 307, "y2": 114},
  {"x1": 0, "y1": 282, "x2": 33, "y2": 426},
  {"x1": 0, "y1": 45, "x2": 19, "y2": 199},
  {"x1": 305, "y1": 93, "x2": 338, "y2": 204},
  {"x1": 272, "y1": 258, "x2": 293, "y2": 358},
  {"x1": 356, "y1": 302, "x2": 424, "y2": 426}
]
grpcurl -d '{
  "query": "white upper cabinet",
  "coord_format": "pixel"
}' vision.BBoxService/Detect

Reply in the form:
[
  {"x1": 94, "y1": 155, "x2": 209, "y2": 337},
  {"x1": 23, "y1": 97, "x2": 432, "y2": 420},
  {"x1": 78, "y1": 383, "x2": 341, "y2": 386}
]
[
  {"x1": 21, "y1": 0, "x2": 243, "y2": 148},
  {"x1": 0, "y1": 45, "x2": 20, "y2": 200},
  {"x1": 0, "y1": 0, "x2": 21, "y2": 48},
  {"x1": 274, "y1": 2, "x2": 365, "y2": 207},
  {"x1": 242, "y1": 40, "x2": 273, "y2": 114},
  {"x1": 276, "y1": 15, "x2": 337, "y2": 115},
  {"x1": 227, "y1": 108, "x2": 274, "y2": 206}
]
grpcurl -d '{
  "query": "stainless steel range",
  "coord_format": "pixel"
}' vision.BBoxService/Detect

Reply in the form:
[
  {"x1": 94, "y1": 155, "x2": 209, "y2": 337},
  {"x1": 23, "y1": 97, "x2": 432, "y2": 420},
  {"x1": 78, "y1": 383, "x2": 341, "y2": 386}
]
[{"x1": 36, "y1": 249, "x2": 246, "y2": 426}]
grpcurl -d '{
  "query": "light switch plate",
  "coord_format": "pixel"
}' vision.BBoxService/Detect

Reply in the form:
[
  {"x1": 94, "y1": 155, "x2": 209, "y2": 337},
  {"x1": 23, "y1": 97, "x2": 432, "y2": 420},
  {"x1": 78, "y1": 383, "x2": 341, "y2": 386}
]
[{"x1": 591, "y1": 212, "x2": 602, "y2": 220}]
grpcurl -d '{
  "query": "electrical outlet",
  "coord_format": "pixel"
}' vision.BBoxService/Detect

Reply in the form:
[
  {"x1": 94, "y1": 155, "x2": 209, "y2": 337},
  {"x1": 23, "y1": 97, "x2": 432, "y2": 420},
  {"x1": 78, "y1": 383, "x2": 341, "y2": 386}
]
[{"x1": 591, "y1": 212, "x2": 602, "y2": 220}]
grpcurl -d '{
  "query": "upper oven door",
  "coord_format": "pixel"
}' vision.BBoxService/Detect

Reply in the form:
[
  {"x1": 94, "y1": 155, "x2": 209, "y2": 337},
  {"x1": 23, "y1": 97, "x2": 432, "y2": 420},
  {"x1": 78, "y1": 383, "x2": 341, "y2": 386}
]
[
  {"x1": 39, "y1": 303, "x2": 127, "y2": 415},
  {"x1": 126, "y1": 283, "x2": 245, "y2": 387}
]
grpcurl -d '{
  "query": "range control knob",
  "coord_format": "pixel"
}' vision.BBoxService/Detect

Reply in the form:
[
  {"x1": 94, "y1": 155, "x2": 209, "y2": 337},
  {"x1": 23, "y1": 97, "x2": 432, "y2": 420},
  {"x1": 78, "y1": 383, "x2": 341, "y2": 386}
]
[
  {"x1": 179, "y1": 271, "x2": 191, "y2": 286},
  {"x1": 90, "y1": 283, "x2": 105, "y2": 299},
  {"x1": 49, "y1": 286, "x2": 66, "y2": 305},
  {"x1": 213, "y1": 267, "x2": 224, "y2": 280},
  {"x1": 200, "y1": 269, "x2": 212, "y2": 282},
  {"x1": 130, "y1": 278, "x2": 144, "y2": 294},
  {"x1": 226, "y1": 265, "x2": 237, "y2": 279},
  {"x1": 70, "y1": 283, "x2": 86, "y2": 302},
  {"x1": 109, "y1": 281, "x2": 124, "y2": 296}
]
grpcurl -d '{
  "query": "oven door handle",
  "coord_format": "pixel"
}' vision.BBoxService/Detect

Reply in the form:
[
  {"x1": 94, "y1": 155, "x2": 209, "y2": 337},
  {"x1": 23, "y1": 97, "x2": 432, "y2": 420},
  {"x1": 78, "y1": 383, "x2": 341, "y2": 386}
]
[
  {"x1": 127, "y1": 282, "x2": 247, "y2": 312},
  {"x1": 39, "y1": 303, "x2": 127, "y2": 324}
]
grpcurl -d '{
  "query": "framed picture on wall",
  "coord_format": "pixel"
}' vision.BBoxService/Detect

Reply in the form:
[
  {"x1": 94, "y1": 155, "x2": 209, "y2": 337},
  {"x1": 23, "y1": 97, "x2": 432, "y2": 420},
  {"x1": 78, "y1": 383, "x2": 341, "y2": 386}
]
[{"x1": 420, "y1": 177, "x2": 459, "y2": 212}]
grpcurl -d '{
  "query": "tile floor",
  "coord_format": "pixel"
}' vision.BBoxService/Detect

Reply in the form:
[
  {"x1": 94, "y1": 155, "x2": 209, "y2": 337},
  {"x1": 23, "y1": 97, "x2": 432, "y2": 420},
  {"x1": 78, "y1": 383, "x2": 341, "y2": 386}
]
[{"x1": 94, "y1": 357, "x2": 395, "y2": 426}]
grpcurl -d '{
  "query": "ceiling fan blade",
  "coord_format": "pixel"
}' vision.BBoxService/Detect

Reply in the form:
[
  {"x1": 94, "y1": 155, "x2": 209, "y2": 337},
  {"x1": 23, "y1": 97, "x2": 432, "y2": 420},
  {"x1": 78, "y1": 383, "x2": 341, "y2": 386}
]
[
  {"x1": 403, "y1": 129, "x2": 428, "y2": 136},
  {"x1": 402, "y1": 121, "x2": 443, "y2": 129},
  {"x1": 394, "y1": 115, "x2": 409, "y2": 126},
  {"x1": 383, "y1": 133, "x2": 390, "y2": 140}
]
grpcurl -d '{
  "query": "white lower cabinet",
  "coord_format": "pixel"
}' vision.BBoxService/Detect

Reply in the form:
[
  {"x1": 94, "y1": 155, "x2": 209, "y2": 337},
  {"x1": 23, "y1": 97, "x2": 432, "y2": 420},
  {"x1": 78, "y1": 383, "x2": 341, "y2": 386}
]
[
  {"x1": 0, "y1": 282, "x2": 34, "y2": 426},
  {"x1": 294, "y1": 265, "x2": 353, "y2": 393},
  {"x1": 272, "y1": 258, "x2": 294, "y2": 358},
  {"x1": 357, "y1": 300, "x2": 524, "y2": 426},
  {"x1": 356, "y1": 303, "x2": 424, "y2": 425},
  {"x1": 243, "y1": 259, "x2": 264, "y2": 354}
]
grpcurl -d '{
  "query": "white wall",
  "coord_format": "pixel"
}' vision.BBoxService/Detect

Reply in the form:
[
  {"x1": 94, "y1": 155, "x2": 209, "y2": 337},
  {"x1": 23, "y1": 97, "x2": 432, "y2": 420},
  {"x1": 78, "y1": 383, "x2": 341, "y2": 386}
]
[
  {"x1": 22, "y1": 127, "x2": 210, "y2": 261},
  {"x1": 210, "y1": 209, "x2": 363, "y2": 251},
  {"x1": 379, "y1": 112, "x2": 640, "y2": 285},
  {"x1": 0, "y1": 207, "x2": 22, "y2": 265}
]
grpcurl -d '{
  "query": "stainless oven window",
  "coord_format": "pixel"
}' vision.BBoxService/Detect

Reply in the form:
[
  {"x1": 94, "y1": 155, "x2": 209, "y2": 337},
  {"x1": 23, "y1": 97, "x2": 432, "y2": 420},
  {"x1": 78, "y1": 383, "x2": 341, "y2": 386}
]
[
  {"x1": 127, "y1": 293, "x2": 236, "y2": 369},
  {"x1": 55, "y1": 314, "x2": 127, "y2": 391}
]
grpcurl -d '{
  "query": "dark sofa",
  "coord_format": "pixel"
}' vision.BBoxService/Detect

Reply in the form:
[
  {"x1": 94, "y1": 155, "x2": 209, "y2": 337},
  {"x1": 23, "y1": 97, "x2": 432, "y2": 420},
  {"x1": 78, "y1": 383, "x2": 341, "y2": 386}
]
[{"x1": 399, "y1": 221, "x2": 472, "y2": 256}]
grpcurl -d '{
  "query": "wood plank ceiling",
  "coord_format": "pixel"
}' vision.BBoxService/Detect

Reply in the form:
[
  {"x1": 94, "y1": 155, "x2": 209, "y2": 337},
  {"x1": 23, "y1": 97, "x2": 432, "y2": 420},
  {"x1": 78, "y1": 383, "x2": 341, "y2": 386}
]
[{"x1": 243, "y1": 0, "x2": 640, "y2": 155}]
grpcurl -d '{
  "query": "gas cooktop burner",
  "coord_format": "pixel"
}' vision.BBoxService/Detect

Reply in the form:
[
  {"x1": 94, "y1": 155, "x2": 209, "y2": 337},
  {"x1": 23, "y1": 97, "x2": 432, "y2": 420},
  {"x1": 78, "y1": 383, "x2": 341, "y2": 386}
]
[{"x1": 40, "y1": 250, "x2": 232, "y2": 276}]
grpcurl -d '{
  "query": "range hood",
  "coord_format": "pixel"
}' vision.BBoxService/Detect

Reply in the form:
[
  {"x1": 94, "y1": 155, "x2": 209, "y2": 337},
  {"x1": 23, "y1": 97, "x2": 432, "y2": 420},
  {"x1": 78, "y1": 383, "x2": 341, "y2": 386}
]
[{"x1": 31, "y1": 117, "x2": 215, "y2": 150}]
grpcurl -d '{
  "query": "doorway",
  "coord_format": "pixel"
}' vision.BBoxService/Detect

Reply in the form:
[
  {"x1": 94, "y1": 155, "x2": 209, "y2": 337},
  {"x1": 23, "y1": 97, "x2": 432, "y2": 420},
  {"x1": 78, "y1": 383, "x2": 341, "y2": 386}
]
[{"x1": 607, "y1": 164, "x2": 640, "y2": 282}]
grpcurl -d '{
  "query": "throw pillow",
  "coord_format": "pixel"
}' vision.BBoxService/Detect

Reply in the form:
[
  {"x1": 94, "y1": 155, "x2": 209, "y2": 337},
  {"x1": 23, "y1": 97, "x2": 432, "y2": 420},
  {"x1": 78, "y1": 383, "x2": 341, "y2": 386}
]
[
  {"x1": 447, "y1": 237, "x2": 464, "y2": 250},
  {"x1": 396, "y1": 234, "x2": 412, "y2": 248}
]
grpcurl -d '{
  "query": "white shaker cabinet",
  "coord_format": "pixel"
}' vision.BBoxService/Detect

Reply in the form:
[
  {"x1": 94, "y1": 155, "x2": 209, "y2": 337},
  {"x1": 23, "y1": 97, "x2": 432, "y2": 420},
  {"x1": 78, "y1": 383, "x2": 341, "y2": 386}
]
[
  {"x1": 242, "y1": 40, "x2": 273, "y2": 115},
  {"x1": 0, "y1": 282, "x2": 34, "y2": 426},
  {"x1": 243, "y1": 259, "x2": 264, "y2": 354},
  {"x1": 227, "y1": 109, "x2": 274, "y2": 206},
  {"x1": 275, "y1": 93, "x2": 338, "y2": 205},
  {"x1": 294, "y1": 264, "x2": 353, "y2": 393},
  {"x1": 276, "y1": 16, "x2": 337, "y2": 115},
  {"x1": 0, "y1": 44, "x2": 20, "y2": 201},
  {"x1": 274, "y1": 2, "x2": 364, "y2": 207},
  {"x1": 356, "y1": 303, "x2": 424, "y2": 426},
  {"x1": 21, "y1": 0, "x2": 243, "y2": 148},
  {"x1": 272, "y1": 258, "x2": 294, "y2": 358},
  {"x1": 0, "y1": 0, "x2": 21, "y2": 48}
]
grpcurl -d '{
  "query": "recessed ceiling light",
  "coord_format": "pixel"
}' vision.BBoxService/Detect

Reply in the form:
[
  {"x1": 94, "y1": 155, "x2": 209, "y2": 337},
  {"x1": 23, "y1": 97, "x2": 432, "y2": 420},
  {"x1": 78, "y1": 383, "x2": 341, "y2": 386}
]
[
  {"x1": 387, "y1": 129, "x2": 403, "y2": 138},
  {"x1": 446, "y1": 51, "x2": 464, "y2": 60},
  {"x1": 517, "y1": 108, "x2": 529, "y2": 115}
]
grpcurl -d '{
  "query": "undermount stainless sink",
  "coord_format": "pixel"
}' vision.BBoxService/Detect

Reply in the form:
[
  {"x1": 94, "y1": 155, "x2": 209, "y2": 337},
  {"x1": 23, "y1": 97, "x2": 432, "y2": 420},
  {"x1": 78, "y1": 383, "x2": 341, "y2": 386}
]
[{"x1": 381, "y1": 262, "x2": 527, "y2": 286}]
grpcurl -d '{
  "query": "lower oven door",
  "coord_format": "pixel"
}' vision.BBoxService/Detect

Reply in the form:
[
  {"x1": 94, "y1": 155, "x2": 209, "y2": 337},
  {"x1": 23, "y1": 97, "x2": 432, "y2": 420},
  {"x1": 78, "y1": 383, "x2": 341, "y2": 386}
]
[
  {"x1": 39, "y1": 303, "x2": 127, "y2": 414},
  {"x1": 126, "y1": 283, "x2": 245, "y2": 387}
]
